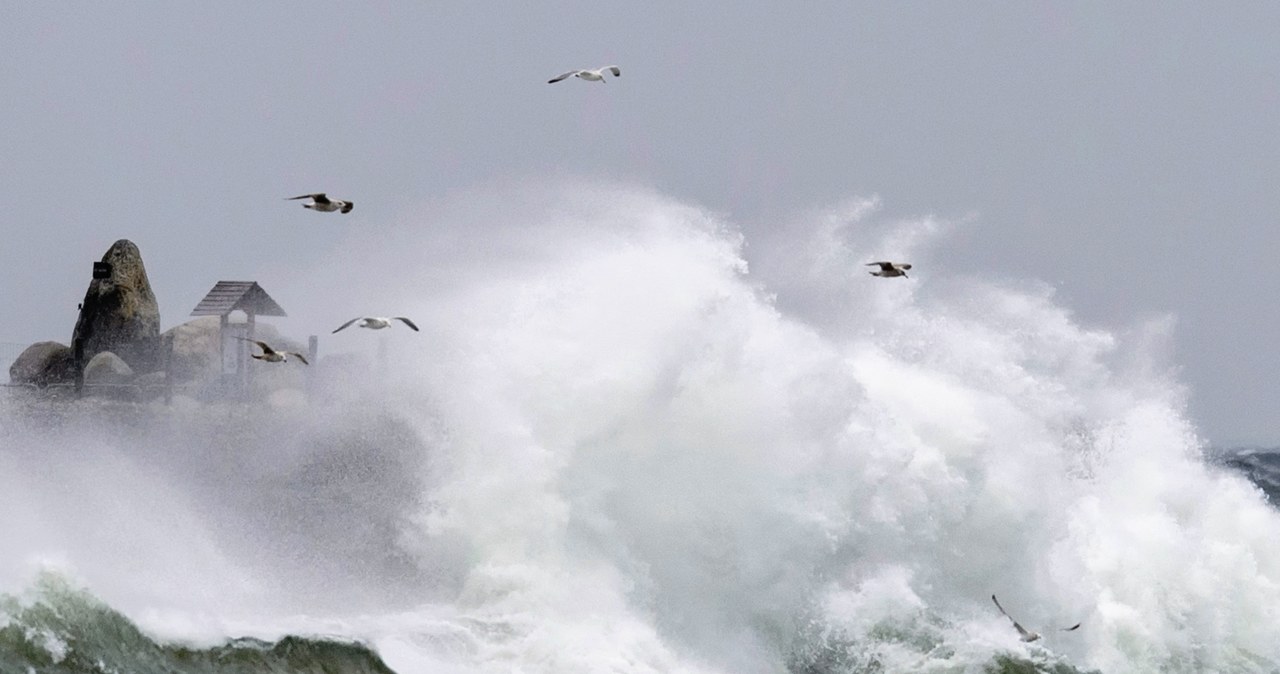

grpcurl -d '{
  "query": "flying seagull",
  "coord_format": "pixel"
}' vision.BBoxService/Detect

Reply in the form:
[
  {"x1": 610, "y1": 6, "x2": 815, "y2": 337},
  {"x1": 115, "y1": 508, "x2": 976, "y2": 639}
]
[
  {"x1": 287, "y1": 193, "x2": 354, "y2": 214},
  {"x1": 332, "y1": 316, "x2": 420, "y2": 334},
  {"x1": 548, "y1": 66, "x2": 621, "y2": 84},
  {"x1": 991, "y1": 595, "x2": 1081, "y2": 643},
  {"x1": 866, "y1": 261, "x2": 912, "y2": 278},
  {"x1": 236, "y1": 337, "x2": 309, "y2": 365}
]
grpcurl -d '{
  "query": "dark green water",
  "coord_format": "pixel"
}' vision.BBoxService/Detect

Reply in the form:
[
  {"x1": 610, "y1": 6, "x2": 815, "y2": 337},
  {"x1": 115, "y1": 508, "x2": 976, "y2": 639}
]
[
  {"x1": 0, "y1": 572, "x2": 1100, "y2": 674},
  {"x1": 0, "y1": 574, "x2": 395, "y2": 674}
]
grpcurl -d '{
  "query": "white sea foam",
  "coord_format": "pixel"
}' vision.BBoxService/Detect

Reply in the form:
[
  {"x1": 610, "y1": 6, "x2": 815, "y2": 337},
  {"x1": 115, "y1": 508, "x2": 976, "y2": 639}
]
[{"x1": 3, "y1": 180, "x2": 1279, "y2": 673}]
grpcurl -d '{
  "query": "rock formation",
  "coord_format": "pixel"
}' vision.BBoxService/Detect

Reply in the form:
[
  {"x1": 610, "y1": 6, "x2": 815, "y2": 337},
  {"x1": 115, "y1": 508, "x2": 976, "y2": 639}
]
[
  {"x1": 7, "y1": 241, "x2": 312, "y2": 402},
  {"x1": 71, "y1": 240, "x2": 161, "y2": 372},
  {"x1": 8, "y1": 341, "x2": 75, "y2": 386},
  {"x1": 84, "y1": 351, "x2": 134, "y2": 385}
]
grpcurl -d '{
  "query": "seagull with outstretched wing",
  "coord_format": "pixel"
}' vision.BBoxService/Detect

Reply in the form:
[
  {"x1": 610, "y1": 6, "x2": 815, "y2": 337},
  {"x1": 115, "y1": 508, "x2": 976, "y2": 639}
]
[
  {"x1": 991, "y1": 595, "x2": 1081, "y2": 643},
  {"x1": 548, "y1": 65, "x2": 621, "y2": 84},
  {"x1": 332, "y1": 316, "x2": 420, "y2": 334},
  {"x1": 287, "y1": 192, "x2": 354, "y2": 214},
  {"x1": 866, "y1": 261, "x2": 912, "y2": 278},
  {"x1": 236, "y1": 337, "x2": 309, "y2": 365}
]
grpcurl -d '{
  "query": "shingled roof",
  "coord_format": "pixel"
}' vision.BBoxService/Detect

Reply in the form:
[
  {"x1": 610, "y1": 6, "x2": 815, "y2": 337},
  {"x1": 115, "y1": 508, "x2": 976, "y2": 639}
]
[{"x1": 190, "y1": 281, "x2": 287, "y2": 317}]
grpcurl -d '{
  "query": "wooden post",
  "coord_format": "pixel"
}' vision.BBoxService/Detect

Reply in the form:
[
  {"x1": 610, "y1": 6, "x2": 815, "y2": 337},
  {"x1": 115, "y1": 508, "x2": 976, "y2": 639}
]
[
  {"x1": 244, "y1": 312, "x2": 256, "y2": 392},
  {"x1": 163, "y1": 333, "x2": 174, "y2": 405},
  {"x1": 219, "y1": 313, "x2": 228, "y2": 374},
  {"x1": 307, "y1": 335, "x2": 318, "y2": 401},
  {"x1": 219, "y1": 312, "x2": 235, "y2": 400}
]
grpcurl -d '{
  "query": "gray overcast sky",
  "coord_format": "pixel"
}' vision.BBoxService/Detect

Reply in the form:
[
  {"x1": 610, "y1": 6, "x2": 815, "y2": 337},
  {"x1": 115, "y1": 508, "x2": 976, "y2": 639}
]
[{"x1": 1, "y1": 2, "x2": 1277, "y2": 445}]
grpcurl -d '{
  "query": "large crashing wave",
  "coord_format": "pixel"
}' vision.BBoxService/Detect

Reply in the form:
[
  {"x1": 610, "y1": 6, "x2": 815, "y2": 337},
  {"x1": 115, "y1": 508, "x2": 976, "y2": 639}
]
[{"x1": 3, "y1": 181, "x2": 1280, "y2": 673}]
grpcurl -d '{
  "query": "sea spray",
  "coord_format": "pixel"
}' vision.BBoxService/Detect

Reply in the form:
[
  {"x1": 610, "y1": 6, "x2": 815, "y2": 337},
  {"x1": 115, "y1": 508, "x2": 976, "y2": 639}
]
[
  {"x1": 337, "y1": 182, "x2": 1280, "y2": 672},
  {"x1": 2, "y1": 181, "x2": 1279, "y2": 673}
]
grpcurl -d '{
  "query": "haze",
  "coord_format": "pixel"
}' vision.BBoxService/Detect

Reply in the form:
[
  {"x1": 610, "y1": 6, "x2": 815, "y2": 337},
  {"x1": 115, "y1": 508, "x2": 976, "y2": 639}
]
[{"x1": 1, "y1": 2, "x2": 1277, "y2": 445}]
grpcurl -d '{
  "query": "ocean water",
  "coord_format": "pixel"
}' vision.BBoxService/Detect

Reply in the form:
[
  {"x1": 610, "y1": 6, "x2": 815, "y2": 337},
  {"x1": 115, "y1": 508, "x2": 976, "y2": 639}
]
[{"x1": 2, "y1": 181, "x2": 1279, "y2": 673}]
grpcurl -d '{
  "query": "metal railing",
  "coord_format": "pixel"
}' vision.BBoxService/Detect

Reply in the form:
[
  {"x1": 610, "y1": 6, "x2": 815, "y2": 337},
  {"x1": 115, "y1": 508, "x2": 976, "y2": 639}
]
[
  {"x1": 0, "y1": 377, "x2": 187, "y2": 405},
  {"x1": 2, "y1": 334, "x2": 320, "y2": 403}
]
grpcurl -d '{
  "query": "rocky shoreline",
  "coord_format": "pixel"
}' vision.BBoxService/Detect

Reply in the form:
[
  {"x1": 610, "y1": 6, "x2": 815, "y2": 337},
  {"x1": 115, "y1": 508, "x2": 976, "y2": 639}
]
[{"x1": 8, "y1": 239, "x2": 309, "y2": 402}]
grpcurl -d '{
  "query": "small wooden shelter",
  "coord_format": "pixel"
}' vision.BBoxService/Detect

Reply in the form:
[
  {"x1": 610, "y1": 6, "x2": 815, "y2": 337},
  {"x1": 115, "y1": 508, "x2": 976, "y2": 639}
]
[{"x1": 190, "y1": 281, "x2": 287, "y2": 381}]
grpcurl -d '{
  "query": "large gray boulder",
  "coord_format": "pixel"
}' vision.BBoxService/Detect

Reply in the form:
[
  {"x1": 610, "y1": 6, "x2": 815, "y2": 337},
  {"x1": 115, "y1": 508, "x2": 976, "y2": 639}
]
[
  {"x1": 84, "y1": 351, "x2": 134, "y2": 385},
  {"x1": 84, "y1": 350, "x2": 136, "y2": 399},
  {"x1": 72, "y1": 240, "x2": 161, "y2": 373},
  {"x1": 8, "y1": 341, "x2": 75, "y2": 386},
  {"x1": 164, "y1": 316, "x2": 222, "y2": 384},
  {"x1": 161, "y1": 317, "x2": 306, "y2": 394}
]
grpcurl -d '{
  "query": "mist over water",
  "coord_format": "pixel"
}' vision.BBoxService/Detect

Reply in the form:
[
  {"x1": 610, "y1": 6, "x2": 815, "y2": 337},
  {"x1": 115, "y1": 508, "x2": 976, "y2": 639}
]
[{"x1": 3, "y1": 180, "x2": 1280, "y2": 673}]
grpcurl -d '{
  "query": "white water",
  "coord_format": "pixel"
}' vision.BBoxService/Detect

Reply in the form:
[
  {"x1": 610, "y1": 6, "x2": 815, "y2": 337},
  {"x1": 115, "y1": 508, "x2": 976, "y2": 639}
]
[{"x1": 3, "y1": 180, "x2": 1280, "y2": 673}]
